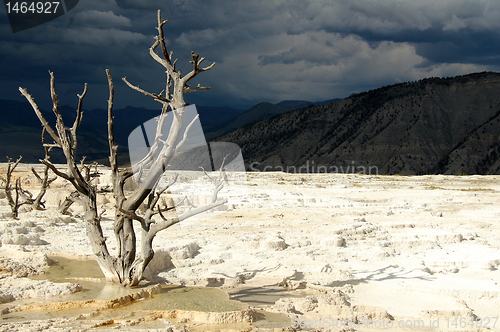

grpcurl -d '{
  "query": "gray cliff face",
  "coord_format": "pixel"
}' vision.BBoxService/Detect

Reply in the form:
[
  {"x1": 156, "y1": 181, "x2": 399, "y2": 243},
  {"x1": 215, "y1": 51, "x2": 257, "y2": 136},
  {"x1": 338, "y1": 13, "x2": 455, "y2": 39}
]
[{"x1": 215, "y1": 72, "x2": 500, "y2": 175}]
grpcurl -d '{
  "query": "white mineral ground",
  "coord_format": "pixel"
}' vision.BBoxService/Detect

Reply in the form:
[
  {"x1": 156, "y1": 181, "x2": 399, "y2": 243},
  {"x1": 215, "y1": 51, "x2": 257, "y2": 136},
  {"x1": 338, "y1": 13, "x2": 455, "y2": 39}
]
[{"x1": 0, "y1": 163, "x2": 499, "y2": 331}]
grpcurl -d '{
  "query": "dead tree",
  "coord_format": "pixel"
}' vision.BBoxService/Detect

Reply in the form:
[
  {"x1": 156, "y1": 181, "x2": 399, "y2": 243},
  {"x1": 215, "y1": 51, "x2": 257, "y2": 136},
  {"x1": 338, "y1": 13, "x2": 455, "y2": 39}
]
[
  {"x1": 0, "y1": 131, "x2": 57, "y2": 214},
  {"x1": 19, "y1": 10, "x2": 225, "y2": 286},
  {"x1": 1, "y1": 140, "x2": 56, "y2": 215},
  {"x1": 0, "y1": 156, "x2": 34, "y2": 219}
]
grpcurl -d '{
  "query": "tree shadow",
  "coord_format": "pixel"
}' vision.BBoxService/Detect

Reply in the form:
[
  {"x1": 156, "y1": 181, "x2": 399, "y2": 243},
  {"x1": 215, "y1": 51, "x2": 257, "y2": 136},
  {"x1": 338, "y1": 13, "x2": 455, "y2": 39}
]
[
  {"x1": 229, "y1": 286, "x2": 300, "y2": 306},
  {"x1": 326, "y1": 264, "x2": 434, "y2": 287},
  {"x1": 212, "y1": 264, "x2": 281, "y2": 283}
]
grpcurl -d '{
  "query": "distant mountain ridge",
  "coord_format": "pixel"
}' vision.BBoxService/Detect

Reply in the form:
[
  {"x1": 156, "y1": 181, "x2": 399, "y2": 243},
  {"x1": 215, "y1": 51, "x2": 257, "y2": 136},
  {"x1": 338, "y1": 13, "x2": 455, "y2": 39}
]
[
  {"x1": 204, "y1": 98, "x2": 341, "y2": 140},
  {"x1": 275, "y1": 100, "x2": 312, "y2": 109},
  {"x1": 214, "y1": 72, "x2": 500, "y2": 175},
  {"x1": 0, "y1": 97, "x2": 331, "y2": 164},
  {"x1": 204, "y1": 102, "x2": 290, "y2": 140}
]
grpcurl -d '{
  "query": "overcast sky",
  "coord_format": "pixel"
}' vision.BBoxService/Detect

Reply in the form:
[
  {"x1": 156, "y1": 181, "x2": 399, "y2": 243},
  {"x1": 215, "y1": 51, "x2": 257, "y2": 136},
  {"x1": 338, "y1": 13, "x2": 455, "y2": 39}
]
[{"x1": 1, "y1": 0, "x2": 500, "y2": 111}]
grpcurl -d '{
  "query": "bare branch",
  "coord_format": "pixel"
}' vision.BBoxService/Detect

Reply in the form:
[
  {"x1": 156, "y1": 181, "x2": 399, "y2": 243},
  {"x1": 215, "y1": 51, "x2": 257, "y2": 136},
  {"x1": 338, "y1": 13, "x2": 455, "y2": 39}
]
[
  {"x1": 147, "y1": 199, "x2": 227, "y2": 240},
  {"x1": 156, "y1": 203, "x2": 175, "y2": 221},
  {"x1": 166, "y1": 75, "x2": 172, "y2": 100},
  {"x1": 43, "y1": 72, "x2": 92, "y2": 195},
  {"x1": 201, "y1": 155, "x2": 228, "y2": 203},
  {"x1": 157, "y1": 11, "x2": 170, "y2": 65},
  {"x1": 149, "y1": 39, "x2": 171, "y2": 71},
  {"x1": 10, "y1": 156, "x2": 22, "y2": 173},
  {"x1": 43, "y1": 143, "x2": 61, "y2": 149},
  {"x1": 147, "y1": 188, "x2": 167, "y2": 210},
  {"x1": 106, "y1": 68, "x2": 128, "y2": 222},
  {"x1": 70, "y1": 82, "x2": 88, "y2": 152},
  {"x1": 184, "y1": 84, "x2": 211, "y2": 94},
  {"x1": 81, "y1": 161, "x2": 100, "y2": 183},
  {"x1": 156, "y1": 196, "x2": 183, "y2": 219},
  {"x1": 118, "y1": 207, "x2": 146, "y2": 225},
  {"x1": 122, "y1": 77, "x2": 170, "y2": 105},
  {"x1": 106, "y1": 69, "x2": 116, "y2": 165},
  {"x1": 182, "y1": 51, "x2": 216, "y2": 85},
  {"x1": 49, "y1": 71, "x2": 65, "y2": 132},
  {"x1": 40, "y1": 159, "x2": 72, "y2": 182},
  {"x1": 31, "y1": 167, "x2": 42, "y2": 182},
  {"x1": 175, "y1": 113, "x2": 199, "y2": 152},
  {"x1": 18, "y1": 87, "x2": 61, "y2": 146},
  {"x1": 16, "y1": 178, "x2": 33, "y2": 203},
  {"x1": 127, "y1": 107, "x2": 172, "y2": 190},
  {"x1": 118, "y1": 168, "x2": 134, "y2": 188},
  {"x1": 148, "y1": 11, "x2": 176, "y2": 73}
]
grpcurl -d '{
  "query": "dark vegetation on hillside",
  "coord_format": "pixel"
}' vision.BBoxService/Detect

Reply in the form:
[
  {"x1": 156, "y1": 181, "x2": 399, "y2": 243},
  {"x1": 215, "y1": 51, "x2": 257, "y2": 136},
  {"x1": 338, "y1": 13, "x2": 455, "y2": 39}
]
[{"x1": 214, "y1": 72, "x2": 500, "y2": 175}]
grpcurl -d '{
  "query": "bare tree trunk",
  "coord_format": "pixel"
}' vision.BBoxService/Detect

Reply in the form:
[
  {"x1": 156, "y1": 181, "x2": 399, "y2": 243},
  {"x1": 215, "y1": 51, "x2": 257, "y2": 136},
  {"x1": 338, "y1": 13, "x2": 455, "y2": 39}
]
[{"x1": 80, "y1": 192, "x2": 121, "y2": 283}]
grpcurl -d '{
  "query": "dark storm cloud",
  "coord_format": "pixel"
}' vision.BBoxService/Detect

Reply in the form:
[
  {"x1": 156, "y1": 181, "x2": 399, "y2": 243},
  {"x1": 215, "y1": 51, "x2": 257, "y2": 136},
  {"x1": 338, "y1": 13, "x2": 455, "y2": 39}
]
[
  {"x1": 412, "y1": 29, "x2": 500, "y2": 66},
  {"x1": 72, "y1": 9, "x2": 132, "y2": 28},
  {"x1": 117, "y1": 0, "x2": 175, "y2": 10},
  {"x1": 1, "y1": 0, "x2": 499, "y2": 110},
  {"x1": 261, "y1": 1, "x2": 500, "y2": 64}
]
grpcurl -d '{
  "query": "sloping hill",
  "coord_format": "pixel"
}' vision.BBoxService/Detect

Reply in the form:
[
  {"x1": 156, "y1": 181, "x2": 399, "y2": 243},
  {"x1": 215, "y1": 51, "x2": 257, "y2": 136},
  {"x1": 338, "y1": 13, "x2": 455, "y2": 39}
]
[
  {"x1": 214, "y1": 72, "x2": 500, "y2": 175},
  {"x1": 276, "y1": 99, "x2": 342, "y2": 110},
  {"x1": 275, "y1": 100, "x2": 314, "y2": 110},
  {"x1": 205, "y1": 102, "x2": 293, "y2": 139},
  {"x1": 206, "y1": 99, "x2": 343, "y2": 140},
  {"x1": 196, "y1": 105, "x2": 245, "y2": 131}
]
